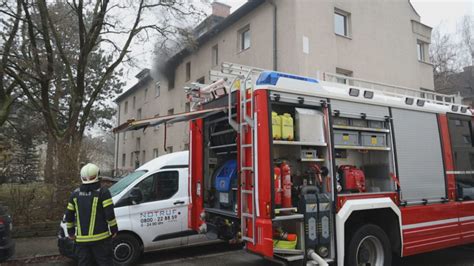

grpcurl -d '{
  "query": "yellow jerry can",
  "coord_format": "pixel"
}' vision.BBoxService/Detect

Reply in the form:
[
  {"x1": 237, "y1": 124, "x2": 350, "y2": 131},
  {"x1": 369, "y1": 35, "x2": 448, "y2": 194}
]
[
  {"x1": 281, "y1": 113, "x2": 294, "y2": 141},
  {"x1": 272, "y1": 112, "x2": 282, "y2": 139}
]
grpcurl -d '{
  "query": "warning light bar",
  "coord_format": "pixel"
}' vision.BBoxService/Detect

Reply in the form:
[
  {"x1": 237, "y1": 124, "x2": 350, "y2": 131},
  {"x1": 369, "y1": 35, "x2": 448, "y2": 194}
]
[{"x1": 256, "y1": 71, "x2": 319, "y2": 86}]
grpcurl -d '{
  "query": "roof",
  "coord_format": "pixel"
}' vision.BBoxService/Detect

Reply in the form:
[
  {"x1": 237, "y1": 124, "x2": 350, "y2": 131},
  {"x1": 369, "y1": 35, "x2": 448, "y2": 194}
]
[
  {"x1": 163, "y1": 0, "x2": 265, "y2": 73},
  {"x1": 114, "y1": 69, "x2": 152, "y2": 103}
]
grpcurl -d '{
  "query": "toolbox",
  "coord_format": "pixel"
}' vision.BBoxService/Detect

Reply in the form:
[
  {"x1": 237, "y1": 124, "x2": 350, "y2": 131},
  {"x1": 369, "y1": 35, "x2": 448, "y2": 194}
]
[
  {"x1": 360, "y1": 132, "x2": 387, "y2": 147},
  {"x1": 334, "y1": 130, "x2": 359, "y2": 146}
]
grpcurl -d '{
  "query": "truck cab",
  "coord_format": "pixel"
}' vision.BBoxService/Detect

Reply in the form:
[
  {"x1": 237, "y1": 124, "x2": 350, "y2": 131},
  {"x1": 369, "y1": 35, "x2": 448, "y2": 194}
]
[{"x1": 58, "y1": 151, "x2": 210, "y2": 265}]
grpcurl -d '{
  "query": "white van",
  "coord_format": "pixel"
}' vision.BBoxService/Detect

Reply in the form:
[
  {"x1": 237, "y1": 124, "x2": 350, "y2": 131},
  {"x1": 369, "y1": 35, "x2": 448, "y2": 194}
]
[{"x1": 58, "y1": 151, "x2": 210, "y2": 265}]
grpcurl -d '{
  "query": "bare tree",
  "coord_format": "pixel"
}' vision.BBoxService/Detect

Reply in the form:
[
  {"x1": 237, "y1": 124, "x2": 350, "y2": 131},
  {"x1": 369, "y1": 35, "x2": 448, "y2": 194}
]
[
  {"x1": 1, "y1": 0, "x2": 205, "y2": 208},
  {"x1": 459, "y1": 15, "x2": 474, "y2": 66},
  {"x1": 0, "y1": 1, "x2": 21, "y2": 126},
  {"x1": 430, "y1": 25, "x2": 460, "y2": 88}
]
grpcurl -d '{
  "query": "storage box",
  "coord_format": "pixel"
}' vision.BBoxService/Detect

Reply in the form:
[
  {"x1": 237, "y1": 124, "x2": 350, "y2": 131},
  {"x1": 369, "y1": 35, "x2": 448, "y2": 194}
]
[
  {"x1": 334, "y1": 130, "x2": 359, "y2": 146},
  {"x1": 368, "y1": 120, "x2": 385, "y2": 129},
  {"x1": 295, "y1": 108, "x2": 325, "y2": 145},
  {"x1": 360, "y1": 132, "x2": 387, "y2": 147},
  {"x1": 350, "y1": 119, "x2": 368, "y2": 128}
]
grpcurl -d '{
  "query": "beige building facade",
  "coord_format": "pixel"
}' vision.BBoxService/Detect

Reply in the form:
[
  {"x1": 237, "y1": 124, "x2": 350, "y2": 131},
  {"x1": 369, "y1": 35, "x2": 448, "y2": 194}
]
[{"x1": 114, "y1": 0, "x2": 434, "y2": 174}]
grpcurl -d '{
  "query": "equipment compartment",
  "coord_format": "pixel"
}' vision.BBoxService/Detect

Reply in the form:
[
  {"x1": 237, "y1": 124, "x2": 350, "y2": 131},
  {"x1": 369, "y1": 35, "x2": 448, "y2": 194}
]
[
  {"x1": 334, "y1": 130, "x2": 359, "y2": 146},
  {"x1": 360, "y1": 132, "x2": 387, "y2": 147}
]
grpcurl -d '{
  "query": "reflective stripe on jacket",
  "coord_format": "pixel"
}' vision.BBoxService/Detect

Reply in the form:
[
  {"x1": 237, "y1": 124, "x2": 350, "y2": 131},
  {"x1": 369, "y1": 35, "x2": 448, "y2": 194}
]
[{"x1": 65, "y1": 182, "x2": 118, "y2": 244}]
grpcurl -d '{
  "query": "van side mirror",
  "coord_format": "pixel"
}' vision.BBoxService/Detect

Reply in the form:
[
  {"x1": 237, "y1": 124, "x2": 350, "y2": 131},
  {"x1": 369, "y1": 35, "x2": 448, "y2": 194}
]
[{"x1": 129, "y1": 187, "x2": 143, "y2": 204}]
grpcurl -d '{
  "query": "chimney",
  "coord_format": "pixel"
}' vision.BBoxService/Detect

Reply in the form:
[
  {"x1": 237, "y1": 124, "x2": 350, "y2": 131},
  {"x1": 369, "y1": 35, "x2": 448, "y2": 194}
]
[{"x1": 211, "y1": 1, "x2": 231, "y2": 18}]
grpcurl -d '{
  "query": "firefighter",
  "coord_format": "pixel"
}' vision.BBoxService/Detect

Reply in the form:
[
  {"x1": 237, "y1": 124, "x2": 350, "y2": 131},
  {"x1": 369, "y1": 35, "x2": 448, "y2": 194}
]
[{"x1": 65, "y1": 163, "x2": 118, "y2": 266}]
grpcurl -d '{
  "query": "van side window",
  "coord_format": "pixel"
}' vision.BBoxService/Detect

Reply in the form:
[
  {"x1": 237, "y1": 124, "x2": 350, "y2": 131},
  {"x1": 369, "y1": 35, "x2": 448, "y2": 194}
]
[
  {"x1": 155, "y1": 171, "x2": 179, "y2": 200},
  {"x1": 134, "y1": 171, "x2": 179, "y2": 203},
  {"x1": 447, "y1": 114, "x2": 474, "y2": 200}
]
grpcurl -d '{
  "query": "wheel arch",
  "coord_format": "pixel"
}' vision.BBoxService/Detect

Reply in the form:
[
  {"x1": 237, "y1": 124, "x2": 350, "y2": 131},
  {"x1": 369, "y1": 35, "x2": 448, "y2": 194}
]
[
  {"x1": 335, "y1": 198, "x2": 402, "y2": 266},
  {"x1": 117, "y1": 230, "x2": 144, "y2": 249}
]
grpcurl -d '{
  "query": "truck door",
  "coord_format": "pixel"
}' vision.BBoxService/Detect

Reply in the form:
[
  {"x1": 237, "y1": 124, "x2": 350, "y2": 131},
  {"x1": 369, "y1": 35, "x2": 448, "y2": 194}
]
[
  {"x1": 447, "y1": 113, "x2": 474, "y2": 245},
  {"x1": 128, "y1": 168, "x2": 189, "y2": 249}
]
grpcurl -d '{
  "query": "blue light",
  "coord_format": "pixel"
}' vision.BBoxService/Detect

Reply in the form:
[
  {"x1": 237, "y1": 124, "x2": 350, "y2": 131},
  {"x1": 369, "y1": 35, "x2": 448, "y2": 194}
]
[{"x1": 256, "y1": 71, "x2": 319, "y2": 86}]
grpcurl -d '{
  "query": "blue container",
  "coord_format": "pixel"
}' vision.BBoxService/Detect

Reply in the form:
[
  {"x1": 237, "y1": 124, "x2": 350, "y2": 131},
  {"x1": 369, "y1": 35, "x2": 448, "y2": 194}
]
[{"x1": 215, "y1": 160, "x2": 237, "y2": 193}]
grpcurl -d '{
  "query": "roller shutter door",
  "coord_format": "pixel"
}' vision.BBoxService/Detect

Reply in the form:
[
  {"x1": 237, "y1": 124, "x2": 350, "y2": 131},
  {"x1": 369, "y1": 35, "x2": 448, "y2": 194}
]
[
  {"x1": 331, "y1": 100, "x2": 389, "y2": 120},
  {"x1": 391, "y1": 108, "x2": 446, "y2": 202}
]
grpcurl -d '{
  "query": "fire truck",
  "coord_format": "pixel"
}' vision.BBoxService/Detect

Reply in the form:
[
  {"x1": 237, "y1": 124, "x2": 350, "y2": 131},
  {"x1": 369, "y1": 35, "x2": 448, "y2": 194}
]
[{"x1": 116, "y1": 63, "x2": 474, "y2": 265}]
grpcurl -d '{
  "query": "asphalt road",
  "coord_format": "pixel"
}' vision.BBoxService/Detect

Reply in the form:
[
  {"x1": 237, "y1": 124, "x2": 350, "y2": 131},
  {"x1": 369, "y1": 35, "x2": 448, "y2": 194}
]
[{"x1": 139, "y1": 242, "x2": 474, "y2": 266}]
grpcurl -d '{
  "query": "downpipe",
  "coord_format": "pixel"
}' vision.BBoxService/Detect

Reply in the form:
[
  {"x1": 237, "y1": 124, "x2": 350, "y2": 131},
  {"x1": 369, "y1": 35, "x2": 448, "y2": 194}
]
[{"x1": 307, "y1": 249, "x2": 328, "y2": 266}]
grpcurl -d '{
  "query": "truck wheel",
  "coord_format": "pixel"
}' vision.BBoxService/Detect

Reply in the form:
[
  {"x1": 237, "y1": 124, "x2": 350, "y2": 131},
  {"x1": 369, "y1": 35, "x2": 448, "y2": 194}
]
[
  {"x1": 112, "y1": 233, "x2": 142, "y2": 266},
  {"x1": 346, "y1": 224, "x2": 392, "y2": 266}
]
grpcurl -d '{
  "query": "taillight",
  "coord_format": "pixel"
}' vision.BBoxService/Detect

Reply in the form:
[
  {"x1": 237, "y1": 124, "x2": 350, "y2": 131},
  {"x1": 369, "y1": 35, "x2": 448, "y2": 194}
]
[{"x1": 0, "y1": 218, "x2": 5, "y2": 225}]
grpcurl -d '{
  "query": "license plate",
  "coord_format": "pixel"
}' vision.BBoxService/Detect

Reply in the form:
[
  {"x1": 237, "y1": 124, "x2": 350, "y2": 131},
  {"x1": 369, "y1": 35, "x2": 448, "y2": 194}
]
[{"x1": 219, "y1": 193, "x2": 229, "y2": 204}]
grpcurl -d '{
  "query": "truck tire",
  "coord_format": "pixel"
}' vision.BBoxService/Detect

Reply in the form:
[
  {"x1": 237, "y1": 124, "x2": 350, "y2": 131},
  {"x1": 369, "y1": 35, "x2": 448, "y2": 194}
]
[
  {"x1": 346, "y1": 224, "x2": 392, "y2": 266},
  {"x1": 112, "y1": 233, "x2": 142, "y2": 266}
]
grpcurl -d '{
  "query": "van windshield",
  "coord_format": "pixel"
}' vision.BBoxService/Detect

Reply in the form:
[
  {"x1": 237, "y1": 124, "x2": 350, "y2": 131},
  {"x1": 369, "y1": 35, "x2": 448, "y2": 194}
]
[{"x1": 110, "y1": 170, "x2": 147, "y2": 197}]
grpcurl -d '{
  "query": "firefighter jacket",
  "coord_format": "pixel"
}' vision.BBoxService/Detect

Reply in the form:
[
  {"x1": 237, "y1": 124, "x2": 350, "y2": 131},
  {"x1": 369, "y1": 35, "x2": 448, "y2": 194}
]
[{"x1": 65, "y1": 182, "x2": 118, "y2": 244}]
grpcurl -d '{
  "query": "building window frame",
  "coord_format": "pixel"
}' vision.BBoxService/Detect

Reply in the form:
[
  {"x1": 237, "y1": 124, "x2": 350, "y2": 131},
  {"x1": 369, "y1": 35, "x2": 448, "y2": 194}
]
[
  {"x1": 185, "y1": 62, "x2": 191, "y2": 82},
  {"x1": 239, "y1": 25, "x2": 251, "y2": 51},
  {"x1": 335, "y1": 67, "x2": 353, "y2": 85},
  {"x1": 417, "y1": 40, "x2": 427, "y2": 62},
  {"x1": 155, "y1": 82, "x2": 161, "y2": 97},
  {"x1": 334, "y1": 9, "x2": 351, "y2": 38},
  {"x1": 212, "y1": 44, "x2": 219, "y2": 66}
]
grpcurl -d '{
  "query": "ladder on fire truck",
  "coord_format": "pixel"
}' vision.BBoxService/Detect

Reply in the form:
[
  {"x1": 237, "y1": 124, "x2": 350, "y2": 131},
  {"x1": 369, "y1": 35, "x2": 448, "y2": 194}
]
[{"x1": 210, "y1": 62, "x2": 264, "y2": 244}]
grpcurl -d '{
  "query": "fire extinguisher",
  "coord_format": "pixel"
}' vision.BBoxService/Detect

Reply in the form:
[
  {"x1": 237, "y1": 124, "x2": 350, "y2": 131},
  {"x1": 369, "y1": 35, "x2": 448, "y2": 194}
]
[
  {"x1": 274, "y1": 166, "x2": 282, "y2": 207},
  {"x1": 280, "y1": 161, "x2": 292, "y2": 208}
]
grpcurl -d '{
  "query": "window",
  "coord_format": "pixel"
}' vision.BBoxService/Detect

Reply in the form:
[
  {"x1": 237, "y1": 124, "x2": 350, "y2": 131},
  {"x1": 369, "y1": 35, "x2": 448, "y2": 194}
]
[
  {"x1": 167, "y1": 109, "x2": 174, "y2": 127},
  {"x1": 155, "y1": 171, "x2": 179, "y2": 200},
  {"x1": 142, "y1": 150, "x2": 146, "y2": 164},
  {"x1": 186, "y1": 62, "x2": 191, "y2": 82},
  {"x1": 136, "y1": 138, "x2": 141, "y2": 151},
  {"x1": 132, "y1": 96, "x2": 136, "y2": 109},
  {"x1": 212, "y1": 45, "x2": 218, "y2": 66},
  {"x1": 447, "y1": 114, "x2": 474, "y2": 200},
  {"x1": 336, "y1": 68, "x2": 353, "y2": 85},
  {"x1": 137, "y1": 108, "x2": 142, "y2": 120},
  {"x1": 123, "y1": 132, "x2": 127, "y2": 144},
  {"x1": 134, "y1": 171, "x2": 179, "y2": 203},
  {"x1": 154, "y1": 113, "x2": 160, "y2": 131},
  {"x1": 130, "y1": 152, "x2": 134, "y2": 167},
  {"x1": 122, "y1": 154, "x2": 126, "y2": 167},
  {"x1": 166, "y1": 146, "x2": 173, "y2": 153},
  {"x1": 124, "y1": 101, "x2": 128, "y2": 114},
  {"x1": 185, "y1": 102, "x2": 190, "y2": 112},
  {"x1": 334, "y1": 9, "x2": 350, "y2": 37},
  {"x1": 417, "y1": 40, "x2": 426, "y2": 61},
  {"x1": 144, "y1": 88, "x2": 148, "y2": 101},
  {"x1": 153, "y1": 148, "x2": 159, "y2": 158},
  {"x1": 168, "y1": 72, "x2": 175, "y2": 90},
  {"x1": 184, "y1": 143, "x2": 189, "y2": 150},
  {"x1": 240, "y1": 26, "x2": 251, "y2": 51},
  {"x1": 155, "y1": 82, "x2": 161, "y2": 97}
]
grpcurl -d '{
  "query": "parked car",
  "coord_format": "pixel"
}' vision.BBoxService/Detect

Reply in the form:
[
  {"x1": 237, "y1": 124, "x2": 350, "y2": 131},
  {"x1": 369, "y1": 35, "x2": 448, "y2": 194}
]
[
  {"x1": 58, "y1": 151, "x2": 212, "y2": 265},
  {"x1": 0, "y1": 206, "x2": 15, "y2": 262}
]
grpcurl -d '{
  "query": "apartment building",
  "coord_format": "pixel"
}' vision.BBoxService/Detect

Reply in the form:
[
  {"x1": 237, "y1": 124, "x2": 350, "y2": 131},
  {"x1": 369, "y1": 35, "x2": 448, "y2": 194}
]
[{"x1": 114, "y1": 0, "x2": 434, "y2": 173}]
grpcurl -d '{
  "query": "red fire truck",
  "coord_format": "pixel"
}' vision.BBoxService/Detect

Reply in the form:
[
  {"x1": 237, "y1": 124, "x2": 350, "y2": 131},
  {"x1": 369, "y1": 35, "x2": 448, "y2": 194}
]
[{"x1": 117, "y1": 63, "x2": 474, "y2": 265}]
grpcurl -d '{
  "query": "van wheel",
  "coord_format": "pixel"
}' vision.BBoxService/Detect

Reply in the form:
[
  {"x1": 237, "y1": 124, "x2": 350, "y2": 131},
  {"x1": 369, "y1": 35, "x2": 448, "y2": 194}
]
[
  {"x1": 112, "y1": 233, "x2": 142, "y2": 266},
  {"x1": 346, "y1": 224, "x2": 391, "y2": 266}
]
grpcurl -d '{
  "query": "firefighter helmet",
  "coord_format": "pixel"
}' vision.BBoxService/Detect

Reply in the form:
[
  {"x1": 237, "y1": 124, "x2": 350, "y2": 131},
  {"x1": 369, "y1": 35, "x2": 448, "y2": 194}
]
[{"x1": 80, "y1": 163, "x2": 100, "y2": 184}]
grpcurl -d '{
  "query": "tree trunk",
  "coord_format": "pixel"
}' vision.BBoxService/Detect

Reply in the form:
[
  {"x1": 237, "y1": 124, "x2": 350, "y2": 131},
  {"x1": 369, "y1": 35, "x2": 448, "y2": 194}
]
[
  {"x1": 52, "y1": 135, "x2": 82, "y2": 216},
  {"x1": 0, "y1": 96, "x2": 14, "y2": 127},
  {"x1": 44, "y1": 133, "x2": 55, "y2": 183}
]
